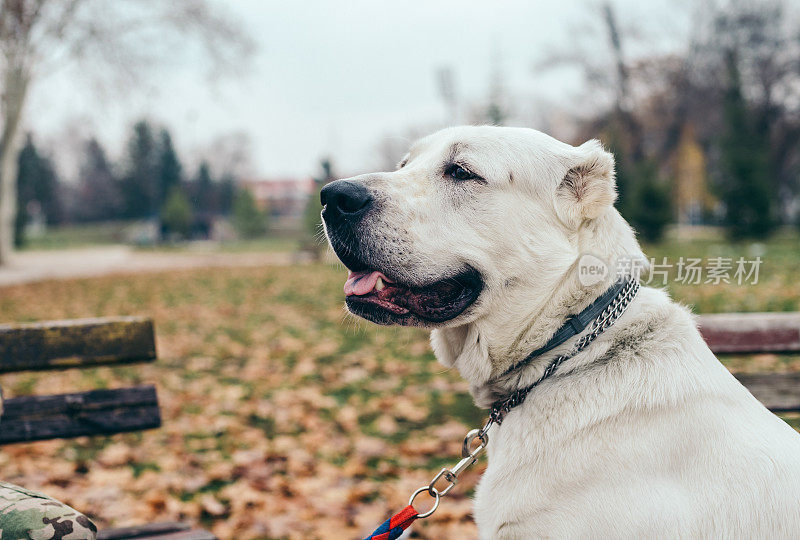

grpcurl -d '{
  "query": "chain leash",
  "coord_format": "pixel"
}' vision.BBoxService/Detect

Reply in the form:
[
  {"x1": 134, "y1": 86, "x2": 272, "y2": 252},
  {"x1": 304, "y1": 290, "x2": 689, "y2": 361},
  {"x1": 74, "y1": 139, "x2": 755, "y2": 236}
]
[
  {"x1": 405, "y1": 419, "x2": 493, "y2": 518},
  {"x1": 389, "y1": 277, "x2": 640, "y2": 527}
]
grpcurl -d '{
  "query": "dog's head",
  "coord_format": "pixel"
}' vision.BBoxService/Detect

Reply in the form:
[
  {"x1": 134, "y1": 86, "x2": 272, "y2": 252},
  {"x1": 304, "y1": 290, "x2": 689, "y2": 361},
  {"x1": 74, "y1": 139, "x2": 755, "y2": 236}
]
[{"x1": 322, "y1": 126, "x2": 643, "y2": 336}]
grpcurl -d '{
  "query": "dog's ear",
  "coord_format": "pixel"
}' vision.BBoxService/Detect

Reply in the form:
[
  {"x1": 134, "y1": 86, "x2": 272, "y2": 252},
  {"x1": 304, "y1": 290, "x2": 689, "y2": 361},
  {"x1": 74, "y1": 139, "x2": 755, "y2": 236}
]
[{"x1": 556, "y1": 140, "x2": 616, "y2": 224}]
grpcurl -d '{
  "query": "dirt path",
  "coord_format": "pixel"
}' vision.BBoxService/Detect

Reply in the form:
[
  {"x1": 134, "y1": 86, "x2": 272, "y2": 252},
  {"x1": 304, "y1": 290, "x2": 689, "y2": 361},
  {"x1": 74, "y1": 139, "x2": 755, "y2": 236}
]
[{"x1": 0, "y1": 246, "x2": 311, "y2": 287}]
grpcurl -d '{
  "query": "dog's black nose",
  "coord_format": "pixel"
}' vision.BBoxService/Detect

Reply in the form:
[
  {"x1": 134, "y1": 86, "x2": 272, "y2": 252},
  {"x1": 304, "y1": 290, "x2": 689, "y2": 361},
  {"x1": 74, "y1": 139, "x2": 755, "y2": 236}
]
[{"x1": 320, "y1": 180, "x2": 372, "y2": 218}]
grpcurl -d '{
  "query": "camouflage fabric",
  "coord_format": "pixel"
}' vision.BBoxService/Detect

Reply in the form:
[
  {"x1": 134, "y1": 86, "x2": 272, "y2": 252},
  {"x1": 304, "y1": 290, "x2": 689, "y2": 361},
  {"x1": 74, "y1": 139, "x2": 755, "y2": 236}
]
[{"x1": 0, "y1": 481, "x2": 96, "y2": 540}]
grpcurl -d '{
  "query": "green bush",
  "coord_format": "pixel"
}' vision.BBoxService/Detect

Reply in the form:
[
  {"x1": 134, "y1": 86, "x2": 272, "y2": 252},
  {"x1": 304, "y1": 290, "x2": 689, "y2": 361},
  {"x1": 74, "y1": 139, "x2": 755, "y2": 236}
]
[
  {"x1": 160, "y1": 186, "x2": 193, "y2": 238},
  {"x1": 232, "y1": 189, "x2": 267, "y2": 239}
]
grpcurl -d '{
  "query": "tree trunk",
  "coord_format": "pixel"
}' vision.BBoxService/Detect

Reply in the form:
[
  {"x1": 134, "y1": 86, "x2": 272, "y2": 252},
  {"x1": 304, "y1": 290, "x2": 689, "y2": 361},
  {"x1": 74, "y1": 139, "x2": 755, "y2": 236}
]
[
  {"x1": 602, "y1": 2, "x2": 644, "y2": 163},
  {"x1": 0, "y1": 64, "x2": 29, "y2": 266}
]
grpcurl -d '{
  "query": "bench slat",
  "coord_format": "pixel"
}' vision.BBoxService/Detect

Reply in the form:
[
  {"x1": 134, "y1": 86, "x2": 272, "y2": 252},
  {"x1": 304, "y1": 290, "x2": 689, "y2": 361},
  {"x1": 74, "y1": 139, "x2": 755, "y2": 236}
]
[
  {"x1": 97, "y1": 522, "x2": 217, "y2": 540},
  {"x1": 0, "y1": 317, "x2": 156, "y2": 373},
  {"x1": 0, "y1": 386, "x2": 161, "y2": 444},
  {"x1": 698, "y1": 312, "x2": 800, "y2": 354},
  {"x1": 734, "y1": 372, "x2": 800, "y2": 413},
  {"x1": 98, "y1": 523, "x2": 189, "y2": 539},
  {"x1": 98, "y1": 525, "x2": 215, "y2": 540},
  {"x1": 139, "y1": 532, "x2": 216, "y2": 540}
]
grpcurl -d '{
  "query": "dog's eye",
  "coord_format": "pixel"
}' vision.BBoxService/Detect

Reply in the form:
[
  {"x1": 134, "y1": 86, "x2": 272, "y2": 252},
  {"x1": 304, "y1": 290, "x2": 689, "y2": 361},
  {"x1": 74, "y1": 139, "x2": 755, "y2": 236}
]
[{"x1": 448, "y1": 164, "x2": 476, "y2": 181}]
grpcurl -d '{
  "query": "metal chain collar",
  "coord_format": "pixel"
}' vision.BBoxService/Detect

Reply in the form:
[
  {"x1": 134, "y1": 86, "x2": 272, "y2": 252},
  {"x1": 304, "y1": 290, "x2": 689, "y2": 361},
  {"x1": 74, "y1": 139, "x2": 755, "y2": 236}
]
[
  {"x1": 406, "y1": 277, "x2": 640, "y2": 519},
  {"x1": 489, "y1": 277, "x2": 640, "y2": 425}
]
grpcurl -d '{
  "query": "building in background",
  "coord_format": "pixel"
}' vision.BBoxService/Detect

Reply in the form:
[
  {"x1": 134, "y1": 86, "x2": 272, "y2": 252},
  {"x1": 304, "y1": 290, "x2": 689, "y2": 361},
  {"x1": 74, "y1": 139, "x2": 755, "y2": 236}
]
[{"x1": 240, "y1": 177, "x2": 315, "y2": 231}]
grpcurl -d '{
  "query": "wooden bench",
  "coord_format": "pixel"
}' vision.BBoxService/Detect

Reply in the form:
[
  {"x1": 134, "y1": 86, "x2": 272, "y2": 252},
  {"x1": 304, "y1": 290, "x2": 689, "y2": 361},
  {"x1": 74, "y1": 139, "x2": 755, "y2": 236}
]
[
  {"x1": 0, "y1": 317, "x2": 215, "y2": 540},
  {"x1": 698, "y1": 312, "x2": 800, "y2": 413}
]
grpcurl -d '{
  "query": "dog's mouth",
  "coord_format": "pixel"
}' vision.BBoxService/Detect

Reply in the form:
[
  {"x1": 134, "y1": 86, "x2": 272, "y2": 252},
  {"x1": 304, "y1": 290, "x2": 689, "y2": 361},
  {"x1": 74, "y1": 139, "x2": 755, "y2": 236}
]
[{"x1": 342, "y1": 267, "x2": 483, "y2": 326}]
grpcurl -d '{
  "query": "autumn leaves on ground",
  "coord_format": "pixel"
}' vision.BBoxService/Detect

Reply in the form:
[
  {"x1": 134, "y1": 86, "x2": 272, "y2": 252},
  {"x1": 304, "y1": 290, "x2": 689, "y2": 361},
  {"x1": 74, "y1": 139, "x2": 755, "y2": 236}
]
[{"x1": 0, "y1": 237, "x2": 798, "y2": 539}]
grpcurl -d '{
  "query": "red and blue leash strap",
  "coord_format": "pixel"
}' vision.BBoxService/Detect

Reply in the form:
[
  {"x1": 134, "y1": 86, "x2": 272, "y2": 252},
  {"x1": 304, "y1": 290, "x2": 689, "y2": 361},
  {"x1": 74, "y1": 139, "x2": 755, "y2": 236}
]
[
  {"x1": 362, "y1": 505, "x2": 419, "y2": 540},
  {"x1": 362, "y1": 421, "x2": 491, "y2": 539}
]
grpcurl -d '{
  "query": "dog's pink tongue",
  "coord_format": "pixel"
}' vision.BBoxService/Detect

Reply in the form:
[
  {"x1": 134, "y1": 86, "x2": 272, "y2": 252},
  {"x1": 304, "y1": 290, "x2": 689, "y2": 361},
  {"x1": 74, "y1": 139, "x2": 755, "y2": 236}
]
[{"x1": 344, "y1": 270, "x2": 383, "y2": 296}]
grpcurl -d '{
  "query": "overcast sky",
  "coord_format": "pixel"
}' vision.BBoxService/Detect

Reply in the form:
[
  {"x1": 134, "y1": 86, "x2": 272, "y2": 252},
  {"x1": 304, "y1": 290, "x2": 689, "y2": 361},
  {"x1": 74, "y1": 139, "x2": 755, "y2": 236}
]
[{"x1": 24, "y1": 0, "x2": 685, "y2": 180}]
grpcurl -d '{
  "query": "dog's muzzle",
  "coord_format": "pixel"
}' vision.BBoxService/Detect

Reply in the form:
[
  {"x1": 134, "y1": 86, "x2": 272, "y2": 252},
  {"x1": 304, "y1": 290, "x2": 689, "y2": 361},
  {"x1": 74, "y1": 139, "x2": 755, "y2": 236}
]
[{"x1": 321, "y1": 178, "x2": 483, "y2": 327}]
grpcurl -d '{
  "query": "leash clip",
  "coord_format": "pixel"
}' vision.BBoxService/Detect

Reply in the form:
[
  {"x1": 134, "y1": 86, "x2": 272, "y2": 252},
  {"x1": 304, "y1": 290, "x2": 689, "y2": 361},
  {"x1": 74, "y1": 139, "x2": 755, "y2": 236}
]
[
  {"x1": 462, "y1": 422, "x2": 490, "y2": 458},
  {"x1": 407, "y1": 420, "x2": 491, "y2": 518}
]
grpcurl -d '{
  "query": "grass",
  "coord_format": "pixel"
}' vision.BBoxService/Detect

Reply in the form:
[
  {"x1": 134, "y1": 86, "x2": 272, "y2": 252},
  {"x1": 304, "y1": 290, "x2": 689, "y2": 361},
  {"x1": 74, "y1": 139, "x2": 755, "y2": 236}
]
[
  {"x1": 0, "y1": 233, "x2": 797, "y2": 538},
  {"x1": 643, "y1": 229, "x2": 800, "y2": 314}
]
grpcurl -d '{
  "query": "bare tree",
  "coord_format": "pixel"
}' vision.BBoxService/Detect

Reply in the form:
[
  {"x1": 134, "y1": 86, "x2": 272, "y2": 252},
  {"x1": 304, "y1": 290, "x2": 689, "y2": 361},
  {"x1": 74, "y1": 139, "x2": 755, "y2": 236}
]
[{"x1": 0, "y1": 0, "x2": 253, "y2": 265}]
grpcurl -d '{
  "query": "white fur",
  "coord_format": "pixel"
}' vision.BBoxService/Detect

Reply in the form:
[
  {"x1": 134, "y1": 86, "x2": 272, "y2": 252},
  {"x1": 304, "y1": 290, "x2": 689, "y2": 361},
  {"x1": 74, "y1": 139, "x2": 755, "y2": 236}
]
[{"x1": 332, "y1": 126, "x2": 800, "y2": 538}]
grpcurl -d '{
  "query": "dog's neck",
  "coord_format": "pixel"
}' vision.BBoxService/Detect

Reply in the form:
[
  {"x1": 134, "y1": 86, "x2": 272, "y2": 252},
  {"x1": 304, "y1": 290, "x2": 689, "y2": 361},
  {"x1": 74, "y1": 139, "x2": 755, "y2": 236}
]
[
  {"x1": 430, "y1": 210, "x2": 646, "y2": 408},
  {"x1": 433, "y1": 276, "x2": 612, "y2": 407}
]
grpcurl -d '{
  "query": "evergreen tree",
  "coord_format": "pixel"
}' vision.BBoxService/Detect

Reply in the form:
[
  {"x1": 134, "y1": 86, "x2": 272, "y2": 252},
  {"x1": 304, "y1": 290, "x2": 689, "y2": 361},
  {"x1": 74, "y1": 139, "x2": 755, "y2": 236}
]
[
  {"x1": 605, "y1": 130, "x2": 634, "y2": 222},
  {"x1": 486, "y1": 101, "x2": 506, "y2": 126},
  {"x1": 629, "y1": 160, "x2": 672, "y2": 243},
  {"x1": 217, "y1": 173, "x2": 237, "y2": 215},
  {"x1": 191, "y1": 161, "x2": 216, "y2": 215},
  {"x1": 302, "y1": 158, "x2": 335, "y2": 258},
  {"x1": 157, "y1": 130, "x2": 182, "y2": 210},
  {"x1": 719, "y1": 50, "x2": 775, "y2": 239},
  {"x1": 603, "y1": 124, "x2": 672, "y2": 242},
  {"x1": 305, "y1": 159, "x2": 333, "y2": 238},
  {"x1": 232, "y1": 189, "x2": 267, "y2": 238},
  {"x1": 15, "y1": 134, "x2": 62, "y2": 246},
  {"x1": 160, "y1": 186, "x2": 193, "y2": 239},
  {"x1": 120, "y1": 120, "x2": 159, "y2": 219},
  {"x1": 76, "y1": 138, "x2": 122, "y2": 222}
]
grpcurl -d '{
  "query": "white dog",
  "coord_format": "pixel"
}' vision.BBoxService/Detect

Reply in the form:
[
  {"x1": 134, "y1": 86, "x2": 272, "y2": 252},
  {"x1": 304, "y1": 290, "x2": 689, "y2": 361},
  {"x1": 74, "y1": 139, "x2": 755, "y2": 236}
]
[{"x1": 321, "y1": 126, "x2": 800, "y2": 538}]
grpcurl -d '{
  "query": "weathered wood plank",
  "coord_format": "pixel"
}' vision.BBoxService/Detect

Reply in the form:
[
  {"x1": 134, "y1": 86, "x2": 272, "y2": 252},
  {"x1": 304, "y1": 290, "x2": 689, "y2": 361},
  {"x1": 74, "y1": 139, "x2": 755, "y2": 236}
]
[
  {"x1": 99, "y1": 529, "x2": 215, "y2": 540},
  {"x1": 735, "y1": 372, "x2": 800, "y2": 413},
  {"x1": 0, "y1": 316, "x2": 156, "y2": 373},
  {"x1": 97, "y1": 522, "x2": 194, "y2": 540},
  {"x1": 0, "y1": 386, "x2": 161, "y2": 444},
  {"x1": 698, "y1": 312, "x2": 800, "y2": 354},
  {"x1": 140, "y1": 531, "x2": 216, "y2": 540}
]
